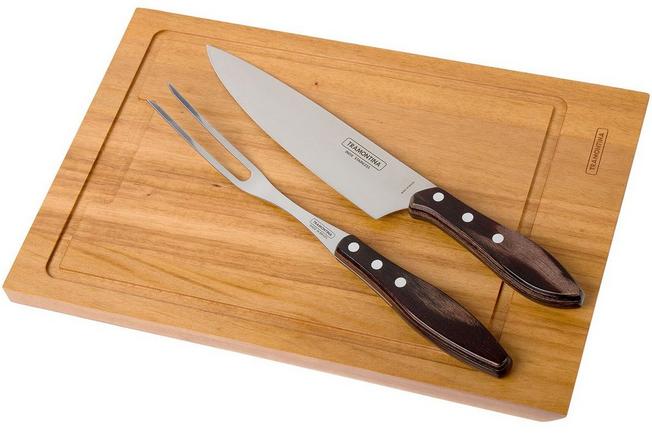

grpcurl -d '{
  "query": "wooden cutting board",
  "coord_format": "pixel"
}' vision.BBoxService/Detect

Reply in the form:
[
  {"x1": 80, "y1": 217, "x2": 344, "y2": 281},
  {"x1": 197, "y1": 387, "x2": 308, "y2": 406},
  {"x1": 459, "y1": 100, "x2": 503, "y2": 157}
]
[{"x1": 4, "y1": 8, "x2": 647, "y2": 419}]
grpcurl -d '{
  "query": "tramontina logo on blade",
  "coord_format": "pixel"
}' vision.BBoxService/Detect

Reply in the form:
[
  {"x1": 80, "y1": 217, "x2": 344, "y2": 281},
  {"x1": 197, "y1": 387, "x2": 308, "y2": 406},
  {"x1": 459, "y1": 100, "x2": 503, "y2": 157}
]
[
  {"x1": 309, "y1": 218, "x2": 335, "y2": 239},
  {"x1": 341, "y1": 138, "x2": 387, "y2": 171}
]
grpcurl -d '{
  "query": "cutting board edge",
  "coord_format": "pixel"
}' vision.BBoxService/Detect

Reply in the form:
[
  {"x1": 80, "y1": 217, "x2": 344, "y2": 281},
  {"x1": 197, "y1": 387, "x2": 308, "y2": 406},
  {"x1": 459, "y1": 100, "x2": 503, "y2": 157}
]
[
  {"x1": 1, "y1": 7, "x2": 647, "y2": 419},
  {"x1": 135, "y1": 8, "x2": 651, "y2": 100},
  {"x1": 3, "y1": 286, "x2": 565, "y2": 421}
]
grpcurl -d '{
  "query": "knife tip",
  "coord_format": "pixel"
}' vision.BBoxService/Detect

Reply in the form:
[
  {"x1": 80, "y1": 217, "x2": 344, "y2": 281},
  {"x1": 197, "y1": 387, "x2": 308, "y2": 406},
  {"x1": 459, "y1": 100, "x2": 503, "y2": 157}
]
[{"x1": 206, "y1": 44, "x2": 229, "y2": 59}]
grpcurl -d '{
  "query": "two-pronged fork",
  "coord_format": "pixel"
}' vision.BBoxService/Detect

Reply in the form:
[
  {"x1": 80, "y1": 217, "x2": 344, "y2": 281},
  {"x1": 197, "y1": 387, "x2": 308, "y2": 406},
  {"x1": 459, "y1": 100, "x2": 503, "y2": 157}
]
[{"x1": 147, "y1": 84, "x2": 512, "y2": 377}]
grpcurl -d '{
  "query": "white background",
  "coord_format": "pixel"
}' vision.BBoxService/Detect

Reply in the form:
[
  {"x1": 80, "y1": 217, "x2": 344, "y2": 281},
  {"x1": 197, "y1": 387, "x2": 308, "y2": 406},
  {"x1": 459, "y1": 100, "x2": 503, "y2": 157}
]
[{"x1": 1, "y1": 1, "x2": 650, "y2": 432}]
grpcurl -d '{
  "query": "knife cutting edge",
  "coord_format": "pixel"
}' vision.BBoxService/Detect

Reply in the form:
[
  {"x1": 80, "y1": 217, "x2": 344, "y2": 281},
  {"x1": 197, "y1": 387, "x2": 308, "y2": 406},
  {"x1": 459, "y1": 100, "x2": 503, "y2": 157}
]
[
  {"x1": 206, "y1": 45, "x2": 585, "y2": 309},
  {"x1": 147, "y1": 84, "x2": 512, "y2": 377}
]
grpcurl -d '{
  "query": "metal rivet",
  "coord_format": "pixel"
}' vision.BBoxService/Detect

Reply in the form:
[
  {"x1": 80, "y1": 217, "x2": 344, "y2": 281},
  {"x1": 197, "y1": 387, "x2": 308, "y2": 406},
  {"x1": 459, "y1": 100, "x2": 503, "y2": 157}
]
[
  {"x1": 462, "y1": 212, "x2": 474, "y2": 223},
  {"x1": 371, "y1": 259, "x2": 383, "y2": 270},
  {"x1": 347, "y1": 242, "x2": 360, "y2": 252},
  {"x1": 492, "y1": 233, "x2": 504, "y2": 244},
  {"x1": 394, "y1": 277, "x2": 407, "y2": 288},
  {"x1": 432, "y1": 192, "x2": 445, "y2": 202}
]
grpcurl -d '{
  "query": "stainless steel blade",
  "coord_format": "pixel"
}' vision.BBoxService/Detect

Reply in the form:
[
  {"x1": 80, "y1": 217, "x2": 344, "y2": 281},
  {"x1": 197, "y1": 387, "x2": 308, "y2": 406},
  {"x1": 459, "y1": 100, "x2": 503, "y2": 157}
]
[{"x1": 207, "y1": 46, "x2": 435, "y2": 218}]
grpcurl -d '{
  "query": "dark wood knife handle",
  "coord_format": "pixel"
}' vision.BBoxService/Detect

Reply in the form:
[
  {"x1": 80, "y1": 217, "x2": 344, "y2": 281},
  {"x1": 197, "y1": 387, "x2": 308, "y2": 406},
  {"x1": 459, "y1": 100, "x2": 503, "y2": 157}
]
[
  {"x1": 335, "y1": 235, "x2": 511, "y2": 377},
  {"x1": 409, "y1": 187, "x2": 584, "y2": 308}
]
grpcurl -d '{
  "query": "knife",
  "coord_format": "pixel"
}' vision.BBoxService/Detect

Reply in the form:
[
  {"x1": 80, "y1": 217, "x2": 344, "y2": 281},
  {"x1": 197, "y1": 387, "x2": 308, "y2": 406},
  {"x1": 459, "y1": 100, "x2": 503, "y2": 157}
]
[
  {"x1": 206, "y1": 46, "x2": 584, "y2": 308},
  {"x1": 147, "y1": 84, "x2": 512, "y2": 377}
]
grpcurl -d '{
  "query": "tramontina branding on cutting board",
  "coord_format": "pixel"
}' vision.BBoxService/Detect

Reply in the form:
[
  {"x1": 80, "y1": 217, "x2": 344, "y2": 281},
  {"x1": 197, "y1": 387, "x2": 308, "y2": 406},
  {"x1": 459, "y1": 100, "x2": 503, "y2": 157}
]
[{"x1": 586, "y1": 128, "x2": 608, "y2": 175}]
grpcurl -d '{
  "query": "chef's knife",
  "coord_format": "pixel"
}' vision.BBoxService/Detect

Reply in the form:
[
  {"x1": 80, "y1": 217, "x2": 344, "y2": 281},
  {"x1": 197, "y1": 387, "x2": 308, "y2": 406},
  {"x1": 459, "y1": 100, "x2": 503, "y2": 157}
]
[
  {"x1": 147, "y1": 85, "x2": 512, "y2": 377},
  {"x1": 206, "y1": 46, "x2": 584, "y2": 308}
]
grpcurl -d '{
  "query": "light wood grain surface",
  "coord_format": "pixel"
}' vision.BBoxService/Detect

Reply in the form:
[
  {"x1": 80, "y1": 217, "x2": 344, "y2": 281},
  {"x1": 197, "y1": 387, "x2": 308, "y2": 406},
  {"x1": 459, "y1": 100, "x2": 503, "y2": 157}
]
[{"x1": 3, "y1": 8, "x2": 647, "y2": 419}]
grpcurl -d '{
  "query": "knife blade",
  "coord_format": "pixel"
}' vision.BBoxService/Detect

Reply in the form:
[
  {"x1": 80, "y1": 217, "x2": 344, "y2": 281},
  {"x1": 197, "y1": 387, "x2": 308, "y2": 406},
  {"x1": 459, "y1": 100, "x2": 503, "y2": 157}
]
[{"x1": 206, "y1": 45, "x2": 584, "y2": 308}]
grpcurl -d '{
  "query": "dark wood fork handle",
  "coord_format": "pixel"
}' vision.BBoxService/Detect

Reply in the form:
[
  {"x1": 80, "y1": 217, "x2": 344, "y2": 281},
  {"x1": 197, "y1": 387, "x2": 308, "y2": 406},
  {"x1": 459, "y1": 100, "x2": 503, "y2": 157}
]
[
  {"x1": 335, "y1": 235, "x2": 512, "y2": 377},
  {"x1": 409, "y1": 187, "x2": 584, "y2": 308}
]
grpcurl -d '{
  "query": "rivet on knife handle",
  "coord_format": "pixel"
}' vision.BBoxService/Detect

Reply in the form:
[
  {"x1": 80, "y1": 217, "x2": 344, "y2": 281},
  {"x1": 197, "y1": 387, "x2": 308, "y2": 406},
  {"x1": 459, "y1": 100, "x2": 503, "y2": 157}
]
[
  {"x1": 335, "y1": 235, "x2": 512, "y2": 377},
  {"x1": 409, "y1": 187, "x2": 584, "y2": 308}
]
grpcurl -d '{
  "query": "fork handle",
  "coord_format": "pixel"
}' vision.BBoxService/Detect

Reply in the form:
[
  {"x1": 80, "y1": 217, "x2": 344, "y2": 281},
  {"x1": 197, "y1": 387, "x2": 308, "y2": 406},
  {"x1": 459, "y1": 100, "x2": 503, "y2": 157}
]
[{"x1": 334, "y1": 235, "x2": 511, "y2": 377}]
